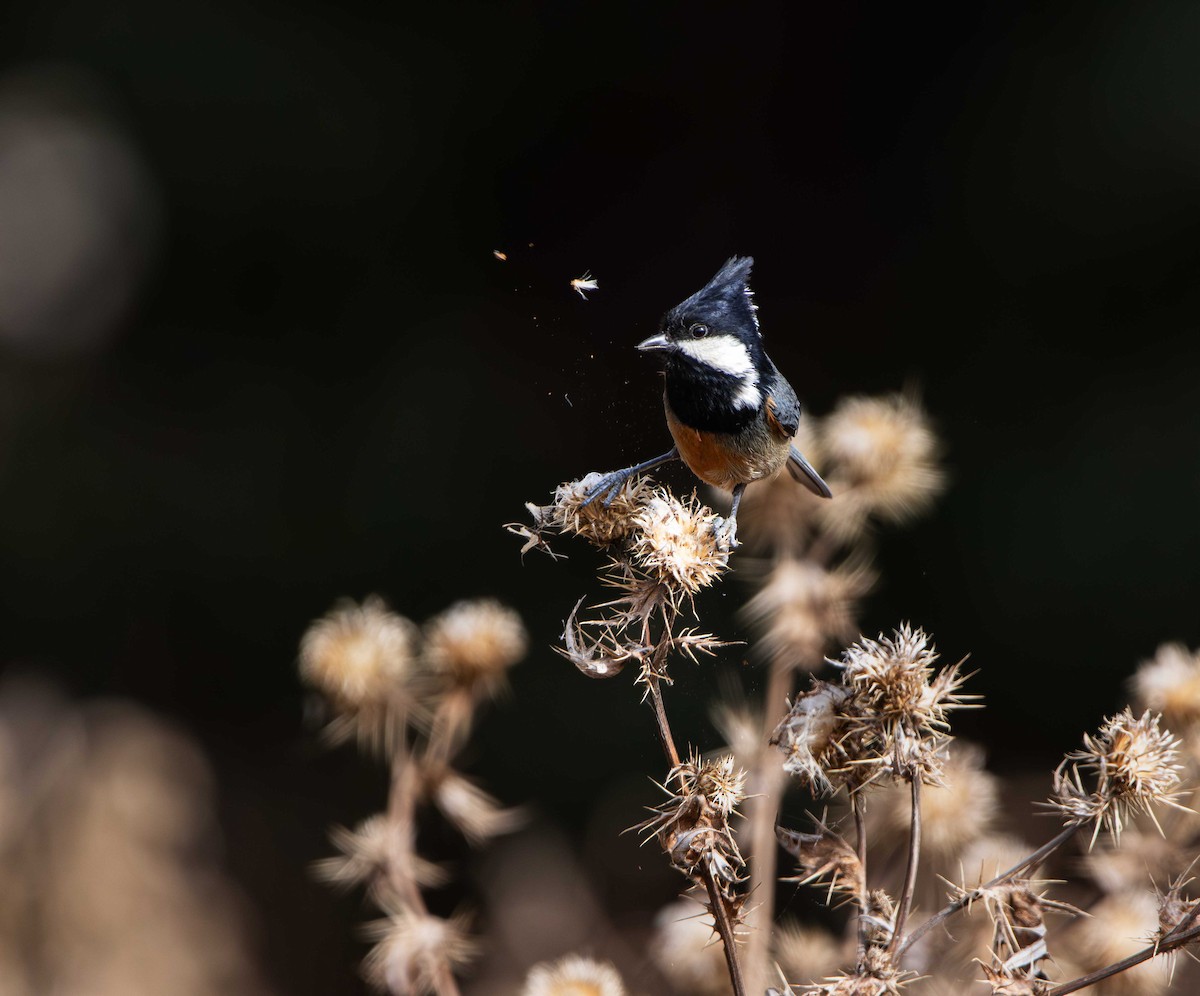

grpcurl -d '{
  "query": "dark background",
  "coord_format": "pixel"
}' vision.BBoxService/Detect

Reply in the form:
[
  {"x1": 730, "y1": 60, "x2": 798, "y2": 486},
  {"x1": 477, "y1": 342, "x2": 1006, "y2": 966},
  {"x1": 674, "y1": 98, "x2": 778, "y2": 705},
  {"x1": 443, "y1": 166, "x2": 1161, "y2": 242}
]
[{"x1": 2, "y1": 1, "x2": 1199, "y2": 991}]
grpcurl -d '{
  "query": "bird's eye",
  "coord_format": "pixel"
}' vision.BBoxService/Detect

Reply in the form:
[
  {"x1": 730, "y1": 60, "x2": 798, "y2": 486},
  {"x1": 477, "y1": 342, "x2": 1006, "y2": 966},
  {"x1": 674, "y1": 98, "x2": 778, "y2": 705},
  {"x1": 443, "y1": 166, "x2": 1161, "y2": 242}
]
[{"x1": 689, "y1": 323, "x2": 709, "y2": 338}]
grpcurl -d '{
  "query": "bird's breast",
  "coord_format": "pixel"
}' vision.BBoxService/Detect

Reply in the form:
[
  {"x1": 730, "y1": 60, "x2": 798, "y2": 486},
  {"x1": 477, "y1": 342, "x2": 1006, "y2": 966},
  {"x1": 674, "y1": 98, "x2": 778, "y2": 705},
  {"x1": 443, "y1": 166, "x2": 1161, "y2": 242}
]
[{"x1": 664, "y1": 394, "x2": 789, "y2": 489}]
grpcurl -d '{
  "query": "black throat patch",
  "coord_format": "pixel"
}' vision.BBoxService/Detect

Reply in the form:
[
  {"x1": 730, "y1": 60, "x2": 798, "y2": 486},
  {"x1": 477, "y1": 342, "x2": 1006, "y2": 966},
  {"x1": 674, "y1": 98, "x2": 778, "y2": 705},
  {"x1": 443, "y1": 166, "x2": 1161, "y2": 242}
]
[{"x1": 664, "y1": 353, "x2": 758, "y2": 433}]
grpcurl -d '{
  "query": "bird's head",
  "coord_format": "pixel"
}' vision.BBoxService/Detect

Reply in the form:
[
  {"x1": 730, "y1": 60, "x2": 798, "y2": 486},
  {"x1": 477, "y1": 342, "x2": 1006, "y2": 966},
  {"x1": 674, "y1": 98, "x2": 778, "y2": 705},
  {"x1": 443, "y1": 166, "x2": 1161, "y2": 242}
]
[{"x1": 637, "y1": 257, "x2": 765, "y2": 411}]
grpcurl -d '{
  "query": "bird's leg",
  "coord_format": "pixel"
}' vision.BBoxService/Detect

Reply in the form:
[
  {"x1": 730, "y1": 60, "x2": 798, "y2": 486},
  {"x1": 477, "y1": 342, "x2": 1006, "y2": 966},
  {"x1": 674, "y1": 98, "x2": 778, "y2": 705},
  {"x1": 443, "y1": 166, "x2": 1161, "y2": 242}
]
[
  {"x1": 723, "y1": 482, "x2": 747, "y2": 546},
  {"x1": 581, "y1": 447, "x2": 679, "y2": 507}
]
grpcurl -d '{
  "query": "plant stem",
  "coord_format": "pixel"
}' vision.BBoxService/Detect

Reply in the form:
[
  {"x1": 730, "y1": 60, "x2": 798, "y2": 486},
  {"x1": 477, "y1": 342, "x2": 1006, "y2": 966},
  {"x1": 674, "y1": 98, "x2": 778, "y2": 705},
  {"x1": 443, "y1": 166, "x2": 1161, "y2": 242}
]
[
  {"x1": 889, "y1": 774, "x2": 922, "y2": 958},
  {"x1": 852, "y1": 791, "x2": 869, "y2": 964},
  {"x1": 705, "y1": 871, "x2": 748, "y2": 996},
  {"x1": 387, "y1": 740, "x2": 462, "y2": 996},
  {"x1": 1046, "y1": 910, "x2": 1200, "y2": 995},
  {"x1": 645, "y1": 675, "x2": 681, "y2": 769},
  {"x1": 642, "y1": 635, "x2": 744, "y2": 996},
  {"x1": 895, "y1": 822, "x2": 1079, "y2": 958}
]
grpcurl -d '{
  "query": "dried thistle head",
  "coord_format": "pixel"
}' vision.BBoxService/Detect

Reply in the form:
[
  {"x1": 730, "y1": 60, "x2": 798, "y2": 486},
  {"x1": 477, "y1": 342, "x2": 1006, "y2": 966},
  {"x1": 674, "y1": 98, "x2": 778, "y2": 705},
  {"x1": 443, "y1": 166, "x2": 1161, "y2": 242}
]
[
  {"x1": 521, "y1": 954, "x2": 628, "y2": 996},
  {"x1": 808, "y1": 949, "x2": 914, "y2": 996},
  {"x1": 978, "y1": 966, "x2": 1052, "y2": 995},
  {"x1": 313, "y1": 814, "x2": 445, "y2": 897},
  {"x1": 298, "y1": 596, "x2": 421, "y2": 751},
  {"x1": 642, "y1": 752, "x2": 747, "y2": 896},
  {"x1": 771, "y1": 680, "x2": 854, "y2": 795},
  {"x1": 424, "y1": 598, "x2": 527, "y2": 701},
  {"x1": 835, "y1": 624, "x2": 975, "y2": 783},
  {"x1": 1050, "y1": 708, "x2": 1187, "y2": 844},
  {"x1": 776, "y1": 820, "x2": 864, "y2": 905},
  {"x1": 1156, "y1": 871, "x2": 1200, "y2": 940},
  {"x1": 547, "y1": 473, "x2": 655, "y2": 548},
  {"x1": 363, "y1": 907, "x2": 476, "y2": 995},
  {"x1": 743, "y1": 557, "x2": 874, "y2": 670},
  {"x1": 629, "y1": 490, "x2": 731, "y2": 596},
  {"x1": 817, "y1": 393, "x2": 943, "y2": 542},
  {"x1": 1133, "y1": 643, "x2": 1200, "y2": 730},
  {"x1": 978, "y1": 884, "x2": 1079, "y2": 982}
]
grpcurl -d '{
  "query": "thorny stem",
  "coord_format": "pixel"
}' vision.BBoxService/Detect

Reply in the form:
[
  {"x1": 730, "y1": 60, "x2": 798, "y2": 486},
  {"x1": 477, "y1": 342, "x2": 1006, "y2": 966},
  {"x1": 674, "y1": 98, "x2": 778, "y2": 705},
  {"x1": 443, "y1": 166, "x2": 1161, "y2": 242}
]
[
  {"x1": 896, "y1": 822, "x2": 1079, "y2": 959},
  {"x1": 645, "y1": 675, "x2": 681, "y2": 769},
  {"x1": 1046, "y1": 904, "x2": 1200, "y2": 995},
  {"x1": 705, "y1": 871, "x2": 748, "y2": 996},
  {"x1": 852, "y1": 791, "x2": 869, "y2": 964},
  {"x1": 889, "y1": 774, "x2": 922, "y2": 958},
  {"x1": 643, "y1": 631, "x2": 744, "y2": 996}
]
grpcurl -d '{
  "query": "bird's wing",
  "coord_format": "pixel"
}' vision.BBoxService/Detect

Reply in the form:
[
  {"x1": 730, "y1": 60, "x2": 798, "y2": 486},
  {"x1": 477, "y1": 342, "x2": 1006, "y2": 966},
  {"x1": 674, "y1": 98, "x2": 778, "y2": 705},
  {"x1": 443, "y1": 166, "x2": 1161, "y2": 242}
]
[
  {"x1": 787, "y1": 445, "x2": 833, "y2": 498},
  {"x1": 763, "y1": 368, "x2": 801, "y2": 440}
]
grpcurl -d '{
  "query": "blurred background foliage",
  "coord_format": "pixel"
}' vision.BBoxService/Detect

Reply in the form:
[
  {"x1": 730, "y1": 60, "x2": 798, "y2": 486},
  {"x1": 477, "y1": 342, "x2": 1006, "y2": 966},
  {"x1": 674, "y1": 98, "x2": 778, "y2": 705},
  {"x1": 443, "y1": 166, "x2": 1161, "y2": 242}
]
[{"x1": 1, "y1": 1, "x2": 1198, "y2": 992}]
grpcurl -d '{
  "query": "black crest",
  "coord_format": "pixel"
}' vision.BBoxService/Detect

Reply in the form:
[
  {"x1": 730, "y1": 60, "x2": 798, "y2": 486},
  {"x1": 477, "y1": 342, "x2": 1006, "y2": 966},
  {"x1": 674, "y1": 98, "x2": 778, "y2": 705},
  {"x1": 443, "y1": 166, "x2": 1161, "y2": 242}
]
[{"x1": 665, "y1": 256, "x2": 759, "y2": 334}]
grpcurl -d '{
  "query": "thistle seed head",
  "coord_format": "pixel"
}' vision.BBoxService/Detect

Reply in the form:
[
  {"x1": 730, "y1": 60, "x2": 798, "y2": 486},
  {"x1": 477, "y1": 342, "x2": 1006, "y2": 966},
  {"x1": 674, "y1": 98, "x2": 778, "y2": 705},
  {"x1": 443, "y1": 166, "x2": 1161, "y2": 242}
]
[
  {"x1": 818, "y1": 393, "x2": 943, "y2": 541},
  {"x1": 1050, "y1": 708, "x2": 1187, "y2": 843},
  {"x1": 744, "y1": 557, "x2": 874, "y2": 670},
  {"x1": 363, "y1": 908, "x2": 476, "y2": 995},
  {"x1": 1133, "y1": 643, "x2": 1200, "y2": 729},
  {"x1": 642, "y1": 752, "x2": 747, "y2": 895},
  {"x1": 771, "y1": 681, "x2": 854, "y2": 795},
  {"x1": 298, "y1": 596, "x2": 420, "y2": 751},
  {"x1": 424, "y1": 599, "x2": 527, "y2": 699},
  {"x1": 548, "y1": 473, "x2": 654, "y2": 548},
  {"x1": 630, "y1": 491, "x2": 731, "y2": 596},
  {"x1": 313, "y1": 814, "x2": 446, "y2": 895},
  {"x1": 835, "y1": 625, "x2": 975, "y2": 783},
  {"x1": 776, "y1": 822, "x2": 864, "y2": 904},
  {"x1": 521, "y1": 954, "x2": 627, "y2": 996}
]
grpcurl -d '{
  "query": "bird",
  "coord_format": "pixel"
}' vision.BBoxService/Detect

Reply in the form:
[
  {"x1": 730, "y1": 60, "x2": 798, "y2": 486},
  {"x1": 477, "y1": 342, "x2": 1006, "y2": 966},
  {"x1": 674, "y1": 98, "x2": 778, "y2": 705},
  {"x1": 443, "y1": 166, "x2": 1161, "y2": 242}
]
[{"x1": 583, "y1": 256, "x2": 831, "y2": 536}]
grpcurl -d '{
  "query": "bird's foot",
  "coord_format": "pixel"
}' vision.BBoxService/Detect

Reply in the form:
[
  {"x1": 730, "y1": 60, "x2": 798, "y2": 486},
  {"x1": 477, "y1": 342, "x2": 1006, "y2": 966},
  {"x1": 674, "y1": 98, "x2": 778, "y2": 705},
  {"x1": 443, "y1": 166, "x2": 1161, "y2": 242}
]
[
  {"x1": 581, "y1": 468, "x2": 636, "y2": 508},
  {"x1": 718, "y1": 514, "x2": 740, "y2": 549}
]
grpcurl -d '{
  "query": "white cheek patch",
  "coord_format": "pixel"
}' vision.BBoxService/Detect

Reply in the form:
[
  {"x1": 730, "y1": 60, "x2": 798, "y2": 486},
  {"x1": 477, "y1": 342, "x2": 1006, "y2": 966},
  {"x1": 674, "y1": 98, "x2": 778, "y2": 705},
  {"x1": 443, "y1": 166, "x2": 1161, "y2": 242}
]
[
  {"x1": 676, "y1": 335, "x2": 755, "y2": 377},
  {"x1": 733, "y1": 379, "x2": 762, "y2": 410},
  {"x1": 676, "y1": 335, "x2": 761, "y2": 410}
]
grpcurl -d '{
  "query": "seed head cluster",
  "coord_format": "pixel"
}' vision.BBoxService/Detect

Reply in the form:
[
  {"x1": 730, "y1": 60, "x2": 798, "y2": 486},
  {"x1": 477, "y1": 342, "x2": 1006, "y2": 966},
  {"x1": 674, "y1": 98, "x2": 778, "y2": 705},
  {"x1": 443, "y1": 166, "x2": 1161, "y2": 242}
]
[
  {"x1": 772, "y1": 625, "x2": 974, "y2": 793},
  {"x1": 299, "y1": 595, "x2": 525, "y2": 996},
  {"x1": 522, "y1": 475, "x2": 732, "y2": 683}
]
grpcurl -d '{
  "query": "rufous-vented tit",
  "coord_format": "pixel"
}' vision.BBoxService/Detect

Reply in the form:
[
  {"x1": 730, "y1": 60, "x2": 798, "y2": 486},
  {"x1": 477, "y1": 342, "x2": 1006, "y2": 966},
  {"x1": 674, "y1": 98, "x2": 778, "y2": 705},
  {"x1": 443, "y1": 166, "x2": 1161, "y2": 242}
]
[{"x1": 585, "y1": 256, "x2": 831, "y2": 536}]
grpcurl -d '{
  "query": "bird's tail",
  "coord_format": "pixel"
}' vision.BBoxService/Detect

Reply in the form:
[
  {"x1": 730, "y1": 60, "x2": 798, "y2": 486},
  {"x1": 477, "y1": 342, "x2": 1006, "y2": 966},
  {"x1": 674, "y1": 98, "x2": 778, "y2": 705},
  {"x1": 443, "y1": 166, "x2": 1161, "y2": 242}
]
[{"x1": 787, "y1": 445, "x2": 833, "y2": 498}]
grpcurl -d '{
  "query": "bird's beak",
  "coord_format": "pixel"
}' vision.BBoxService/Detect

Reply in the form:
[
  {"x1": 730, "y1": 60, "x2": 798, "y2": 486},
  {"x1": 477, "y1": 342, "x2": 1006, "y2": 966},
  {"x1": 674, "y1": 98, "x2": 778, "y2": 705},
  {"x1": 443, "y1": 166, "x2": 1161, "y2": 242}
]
[{"x1": 636, "y1": 333, "x2": 672, "y2": 352}]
